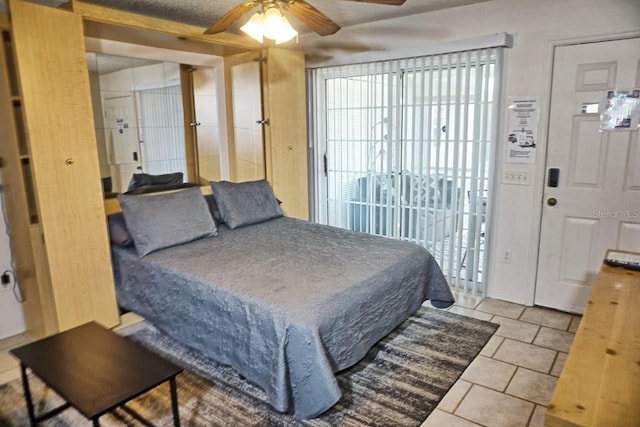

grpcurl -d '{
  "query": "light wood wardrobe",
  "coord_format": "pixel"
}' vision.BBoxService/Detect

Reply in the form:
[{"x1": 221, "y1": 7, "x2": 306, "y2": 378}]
[
  {"x1": 0, "y1": 0, "x2": 309, "y2": 337},
  {"x1": 225, "y1": 48, "x2": 309, "y2": 220},
  {"x1": 1, "y1": 0, "x2": 119, "y2": 336}
]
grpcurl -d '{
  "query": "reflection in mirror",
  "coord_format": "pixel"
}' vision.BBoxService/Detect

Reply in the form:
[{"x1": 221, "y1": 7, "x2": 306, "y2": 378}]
[
  {"x1": 191, "y1": 67, "x2": 223, "y2": 183},
  {"x1": 86, "y1": 52, "x2": 188, "y2": 194}
]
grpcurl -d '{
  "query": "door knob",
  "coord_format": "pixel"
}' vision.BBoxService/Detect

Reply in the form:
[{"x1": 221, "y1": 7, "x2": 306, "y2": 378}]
[{"x1": 547, "y1": 197, "x2": 557, "y2": 206}]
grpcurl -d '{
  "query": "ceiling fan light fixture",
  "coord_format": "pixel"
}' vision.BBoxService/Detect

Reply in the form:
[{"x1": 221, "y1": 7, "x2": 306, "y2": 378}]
[
  {"x1": 272, "y1": 16, "x2": 298, "y2": 44},
  {"x1": 263, "y1": 7, "x2": 298, "y2": 44},
  {"x1": 240, "y1": 12, "x2": 265, "y2": 43}
]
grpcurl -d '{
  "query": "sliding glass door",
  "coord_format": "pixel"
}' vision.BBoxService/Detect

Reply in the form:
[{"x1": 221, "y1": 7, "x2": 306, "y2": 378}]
[{"x1": 309, "y1": 48, "x2": 502, "y2": 295}]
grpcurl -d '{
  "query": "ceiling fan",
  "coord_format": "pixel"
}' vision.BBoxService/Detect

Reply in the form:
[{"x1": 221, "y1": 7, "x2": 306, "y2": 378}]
[{"x1": 204, "y1": 0, "x2": 406, "y2": 42}]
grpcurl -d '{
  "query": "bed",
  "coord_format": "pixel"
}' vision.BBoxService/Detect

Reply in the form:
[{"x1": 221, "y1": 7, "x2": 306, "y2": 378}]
[{"x1": 110, "y1": 181, "x2": 454, "y2": 419}]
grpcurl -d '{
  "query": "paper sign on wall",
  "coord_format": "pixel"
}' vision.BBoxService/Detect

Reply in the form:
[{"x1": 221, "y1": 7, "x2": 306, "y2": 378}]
[{"x1": 507, "y1": 97, "x2": 539, "y2": 164}]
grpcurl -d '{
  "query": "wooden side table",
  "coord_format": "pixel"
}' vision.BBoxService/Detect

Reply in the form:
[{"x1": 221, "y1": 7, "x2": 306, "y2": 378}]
[
  {"x1": 10, "y1": 321, "x2": 183, "y2": 426},
  {"x1": 545, "y1": 250, "x2": 640, "y2": 426}
]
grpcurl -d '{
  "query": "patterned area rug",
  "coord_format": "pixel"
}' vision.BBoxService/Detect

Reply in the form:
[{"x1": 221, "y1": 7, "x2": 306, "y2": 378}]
[{"x1": 0, "y1": 307, "x2": 497, "y2": 426}]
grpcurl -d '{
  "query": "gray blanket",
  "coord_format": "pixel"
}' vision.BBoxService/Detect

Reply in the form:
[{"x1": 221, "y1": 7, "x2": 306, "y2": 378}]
[{"x1": 112, "y1": 217, "x2": 454, "y2": 418}]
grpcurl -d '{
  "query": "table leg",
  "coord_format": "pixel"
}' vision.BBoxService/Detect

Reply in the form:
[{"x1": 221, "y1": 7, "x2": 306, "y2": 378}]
[
  {"x1": 19, "y1": 363, "x2": 36, "y2": 427},
  {"x1": 169, "y1": 376, "x2": 180, "y2": 427},
  {"x1": 93, "y1": 418, "x2": 100, "y2": 427}
]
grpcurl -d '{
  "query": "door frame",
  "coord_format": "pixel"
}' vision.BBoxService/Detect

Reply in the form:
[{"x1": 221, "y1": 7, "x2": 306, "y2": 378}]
[{"x1": 529, "y1": 29, "x2": 640, "y2": 306}]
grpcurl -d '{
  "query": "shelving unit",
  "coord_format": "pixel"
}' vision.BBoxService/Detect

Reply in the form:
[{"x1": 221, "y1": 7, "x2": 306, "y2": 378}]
[
  {"x1": 0, "y1": 20, "x2": 50, "y2": 337},
  {"x1": 1, "y1": 30, "x2": 37, "y2": 224}
]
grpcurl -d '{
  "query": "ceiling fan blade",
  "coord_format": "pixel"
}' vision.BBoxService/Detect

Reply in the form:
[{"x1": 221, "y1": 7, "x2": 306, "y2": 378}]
[
  {"x1": 204, "y1": 1, "x2": 259, "y2": 34},
  {"x1": 285, "y1": 1, "x2": 341, "y2": 36},
  {"x1": 341, "y1": 0, "x2": 406, "y2": 5}
]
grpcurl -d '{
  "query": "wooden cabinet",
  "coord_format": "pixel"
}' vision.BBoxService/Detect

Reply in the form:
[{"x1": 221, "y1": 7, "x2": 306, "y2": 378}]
[
  {"x1": 262, "y1": 48, "x2": 309, "y2": 221},
  {"x1": 1, "y1": 1, "x2": 308, "y2": 338},
  {"x1": 545, "y1": 251, "x2": 640, "y2": 427},
  {"x1": 225, "y1": 48, "x2": 309, "y2": 220},
  {"x1": 1, "y1": 0, "x2": 119, "y2": 335}
]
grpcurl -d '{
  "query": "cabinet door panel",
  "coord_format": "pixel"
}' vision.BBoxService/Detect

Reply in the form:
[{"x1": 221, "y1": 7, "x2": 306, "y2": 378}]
[
  {"x1": 263, "y1": 48, "x2": 308, "y2": 220},
  {"x1": 223, "y1": 49, "x2": 308, "y2": 219},
  {"x1": 10, "y1": 0, "x2": 119, "y2": 330},
  {"x1": 224, "y1": 51, "x2": 265, "y2": 182}
]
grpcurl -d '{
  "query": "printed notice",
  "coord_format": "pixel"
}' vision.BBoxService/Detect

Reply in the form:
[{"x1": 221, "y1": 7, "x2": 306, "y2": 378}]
[{"x1": 507, "y1": 97, "x2": 539, "y2": 164}]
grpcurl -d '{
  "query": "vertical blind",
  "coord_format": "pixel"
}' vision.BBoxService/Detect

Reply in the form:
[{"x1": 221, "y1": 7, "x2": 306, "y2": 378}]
[
  {"x1": 137, "y1": 85, "x2": 188, "y2": 177},
  {"x1": 308, "y1": 47, "x2": 503, "y2": 296}
]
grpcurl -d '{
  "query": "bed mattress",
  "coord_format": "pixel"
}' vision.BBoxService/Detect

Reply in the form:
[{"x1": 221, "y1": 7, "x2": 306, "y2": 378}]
[{"x1": 112, "y1": 217, "x2": 453, "y2": 418}]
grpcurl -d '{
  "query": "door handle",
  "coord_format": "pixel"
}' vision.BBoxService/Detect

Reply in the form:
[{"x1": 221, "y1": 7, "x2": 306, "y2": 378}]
[
  {"x1": 547, "y1": 197, "x2": 558, "y2": 207},
  {"x1": 323, "y1": 153, "x2": 328, "y2": 177},
  {"x1": 548, "y1": 168, "x2": 559, "y2": 187}
]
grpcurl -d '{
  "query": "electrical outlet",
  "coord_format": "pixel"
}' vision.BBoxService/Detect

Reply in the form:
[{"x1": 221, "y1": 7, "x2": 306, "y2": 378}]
[{"x1": 502, "y1": 251, "x2": 512, "y2": 263}]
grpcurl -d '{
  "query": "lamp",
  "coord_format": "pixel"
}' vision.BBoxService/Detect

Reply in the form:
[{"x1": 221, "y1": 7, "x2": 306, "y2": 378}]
[{"x1": 241, "y1": 5, "x2": 298, "y2": 44}]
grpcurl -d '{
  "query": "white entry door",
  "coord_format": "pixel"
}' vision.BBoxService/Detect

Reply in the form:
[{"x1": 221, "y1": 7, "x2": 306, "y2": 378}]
[
  {"x1": 535, "y1": 37, "x2": 640, "y2": 313},
  {"x1": 103, "y1": 96, "x2": 142, "y2": 192}
]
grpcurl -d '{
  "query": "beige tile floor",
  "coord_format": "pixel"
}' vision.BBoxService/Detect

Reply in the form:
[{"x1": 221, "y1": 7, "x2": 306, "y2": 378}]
[
  {"x1": 0, "y1": 296, "x2": 579, "y2": 426},
  {"x1": 422, "y1": 294, "x2": 581, "y2": 427}
]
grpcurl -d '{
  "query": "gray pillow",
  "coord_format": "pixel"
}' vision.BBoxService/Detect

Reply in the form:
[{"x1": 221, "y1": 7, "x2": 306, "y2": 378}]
[
  {"x1": 203, "y1": 193, "x2": 223, "y2": 226},
  {"x1": 106, "y1": 212, "x2": 134, "y2": 247},
  {"x1": 210, "y1": 180, "x2": 283, "y2": 229},
  {"x1": 118, "y1": 187, "x2": 217, "y2": 257},
  {"x1": 127, "y1": 172, "x2": 183, "y2": 192}
]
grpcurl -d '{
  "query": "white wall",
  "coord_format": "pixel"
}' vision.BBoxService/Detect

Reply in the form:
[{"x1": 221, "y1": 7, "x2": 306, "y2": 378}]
[
  {"x1": 0, "y1": 174, "x2": 26, "y2": 339},
  {"x1": 299, "y1": 0, "x2": 640, "y2": 304}
]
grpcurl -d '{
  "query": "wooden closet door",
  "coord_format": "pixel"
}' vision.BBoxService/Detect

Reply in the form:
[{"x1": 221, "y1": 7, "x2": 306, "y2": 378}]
[
  {"x1": 262, "y1": 48, "x2": 308, "y2": 220},
  {"x1": 10, "y1": 0, "x2": 119, "y2": 330},
  {"x1": 223, "y1": 48, "x2": 308, "y2": 219},
  {"x1": 224, "y1": 51, "x2": 266, "y2": 182}
]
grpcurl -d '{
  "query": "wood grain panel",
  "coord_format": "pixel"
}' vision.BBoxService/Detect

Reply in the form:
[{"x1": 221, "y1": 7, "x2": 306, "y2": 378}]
[
  {"x1": 546, "y1": 250, "x2": 640, "y2": 427},
  {"x1": 0, "y1": 29, "x2": 51, "y2": 337},
  {"x1": 180, "y1": 64, "x2": 198, "y2": 182},
  {"x1": 262, "y1": 48, "x2": 309, "y2": 220},
  {"x1": 10, "y1": 0, "x2": 119, "y2": 330},
  {"x1": 28, "y1": 225, "x2": 58, "y2": 336},
  {"x1": 71, "y1": 0, "x2": 259, "y2": 52},
  {"x1": 224, "y1": 51, "x2": 263, "y2": 182}
]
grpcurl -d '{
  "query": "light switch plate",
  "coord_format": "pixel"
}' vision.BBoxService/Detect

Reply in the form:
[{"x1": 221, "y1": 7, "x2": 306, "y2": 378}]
[{"x1": 503, "y1": 171, "x2": 530, "y2": 186}]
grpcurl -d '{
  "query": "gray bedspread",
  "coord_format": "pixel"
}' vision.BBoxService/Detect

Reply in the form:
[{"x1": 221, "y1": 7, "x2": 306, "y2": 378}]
[{"x1": 112, "y1": 217, "x2": 454, "y2": 418}]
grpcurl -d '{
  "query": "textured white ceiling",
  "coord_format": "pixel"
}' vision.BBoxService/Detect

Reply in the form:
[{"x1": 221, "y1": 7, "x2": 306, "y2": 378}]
[{"x1": 0, "y1": 0, "x2": 489, "y2": 34}]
